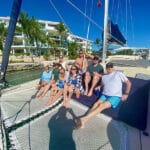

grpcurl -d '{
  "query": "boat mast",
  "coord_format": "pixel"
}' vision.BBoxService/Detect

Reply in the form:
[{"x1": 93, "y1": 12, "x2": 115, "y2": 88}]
[{"x1": 102, "y1": 0, "x2": 109, "y2": 63}]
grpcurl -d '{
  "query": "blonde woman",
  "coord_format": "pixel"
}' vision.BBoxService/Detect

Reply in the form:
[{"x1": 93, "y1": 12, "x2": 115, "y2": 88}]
[{"x1": 36, "y1": 65, "x2": 53, "y2": 91}]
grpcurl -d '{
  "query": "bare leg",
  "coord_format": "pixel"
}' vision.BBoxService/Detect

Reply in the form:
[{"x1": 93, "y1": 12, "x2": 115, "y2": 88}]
[
  {"x1": 39, "y1": 82, "x2": 53, "y2": 98},
  {"x1": 87, "y1": 100, "x2": 104, "y2": 114},
  {"x1": 65, "y1": 91, "x2": 73, "y2": 108},
  {"x1": 45, "y1": 89, "x2": 63, "y2": 106},
  {"x1": 65, "y1": 85, "x2": 73, "y2": 108},
  {"x1": 75, "y1": 88, "x2": 80, "y2": 99},
  {"x1": 45, "y1": 88, "x2": 56, "y2": 105},
  {"x1": 84, "y1": 72, "x2": 91, "y2": 95},
  {"x1": 52, "y1": 90, "x2": 63, "y2": 103},
  {"x1": 36, "y1": 84, "x2": 41, "y2": 91},
  {"x1": 36, "y1": 86, "x2": 45, "y2": 98},
  {"x1": 87, "y1": 75, "x2": 100, "y2": 97},
  {"x1": 63, "y1": 84, "x2": 69, "y2": 106},
  {"x1": 76, "y1": 101, "x2": 111, "y2": 128}
]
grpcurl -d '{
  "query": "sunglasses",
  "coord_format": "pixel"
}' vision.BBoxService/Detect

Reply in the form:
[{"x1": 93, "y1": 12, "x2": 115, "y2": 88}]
[
  {"x1": 60, "y1": 72, "x2": 64, "y2": 74},
  {"x1": 71, "y1": 68, "x2": 77, "y2": 70}
]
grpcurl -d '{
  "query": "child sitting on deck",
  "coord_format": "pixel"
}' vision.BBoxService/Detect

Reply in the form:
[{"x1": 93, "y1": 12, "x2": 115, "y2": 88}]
[{"x1": 45, "y1": 67, "x2": 68, "y2": 106}]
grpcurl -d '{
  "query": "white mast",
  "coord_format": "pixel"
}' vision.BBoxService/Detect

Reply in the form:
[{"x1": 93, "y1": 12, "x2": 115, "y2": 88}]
[{"x1": 102, "y1": 0, "x2": 109, "y2": 63}]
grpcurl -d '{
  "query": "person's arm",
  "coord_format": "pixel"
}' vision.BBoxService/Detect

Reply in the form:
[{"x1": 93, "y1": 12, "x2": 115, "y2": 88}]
[
  {"x1": 82, "y1": 58, "x2": 88, "y2": 71},
  {"x1": 122, "y1": 80, "x2": 132, "y2": 101},
  {"x1": 51, "y1": 74, "x2": 54, "y2": 81},
  {"x1": 93, "y1": 72, "x2": 102, "y2": 78},
  {"x1": 85, "y1": 53, "x2": 94, "y2": 59}
]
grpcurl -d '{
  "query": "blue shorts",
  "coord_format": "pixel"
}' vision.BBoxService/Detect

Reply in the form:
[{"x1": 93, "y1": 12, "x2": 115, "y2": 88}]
[{"x1": 99, "y1": 94, "x2": 121, "y2": 108}]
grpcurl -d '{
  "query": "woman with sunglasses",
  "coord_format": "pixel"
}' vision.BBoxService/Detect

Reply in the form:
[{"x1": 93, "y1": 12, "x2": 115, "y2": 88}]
[
  {"x1": 45, "y1": 67, "x2": 68, "y2": 106},
  {"x1": 63, "y1": 65, "x2": 84, "y2": 107}
]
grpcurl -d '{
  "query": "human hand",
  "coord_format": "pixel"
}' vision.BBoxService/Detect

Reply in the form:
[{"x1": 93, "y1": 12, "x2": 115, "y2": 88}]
[{"x1": 122, "y1": 94, "x2": 128, "y2": 101}]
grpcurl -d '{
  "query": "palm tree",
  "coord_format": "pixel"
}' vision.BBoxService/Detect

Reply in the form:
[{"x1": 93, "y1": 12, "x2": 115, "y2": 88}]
[
  {"x1": 19, "y1": 12, "x2": 46, "y2": 56},
  {"x1": 54, "y1": 22, "x2": 69, "y2": 55},
  {"x1": 0, "y1": 23, "x2": 7, "y2": 51},
  {"x1": 46, "y1": 33, "x2": 57, "y2": 59},
  {"x1": 68, "y1": 42, "x2": 81, "y2": 59},
  {"x1": 29, "y1": 17, "x2": 46, "y2": 56},
  {"x1": 95, "y1": 38, "x2": 102, "y2": 50},
  {"x1": 18, "y1": 12, "x2": 33, "y2": 54}
]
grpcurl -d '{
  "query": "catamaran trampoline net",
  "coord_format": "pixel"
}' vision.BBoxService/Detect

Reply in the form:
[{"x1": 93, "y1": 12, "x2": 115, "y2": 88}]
[{"x1": 0, "y1": 81, "x2": 128, "y2": 150}]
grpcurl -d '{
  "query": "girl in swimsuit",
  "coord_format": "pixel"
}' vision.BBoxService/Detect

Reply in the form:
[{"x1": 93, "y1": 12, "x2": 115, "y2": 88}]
[{"x1": 45, "y1": 67, "x2": 67, "y2": 106}]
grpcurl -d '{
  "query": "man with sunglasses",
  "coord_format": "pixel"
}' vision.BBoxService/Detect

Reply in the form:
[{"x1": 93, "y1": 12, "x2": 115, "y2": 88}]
[{"x1": 84, "y1": 55, "x2": 104, "y2": 96}]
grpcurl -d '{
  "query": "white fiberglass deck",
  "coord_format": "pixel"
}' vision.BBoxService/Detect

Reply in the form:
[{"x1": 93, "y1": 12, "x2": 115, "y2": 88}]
[{"x1": 0, "y1": 81, "x2": 129, "y2": 150}]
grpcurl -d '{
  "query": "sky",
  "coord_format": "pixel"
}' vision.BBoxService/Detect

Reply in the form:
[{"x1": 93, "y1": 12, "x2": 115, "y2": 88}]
[{"x1": 0, "y1": 0, "x2": 150, "y2": 49}]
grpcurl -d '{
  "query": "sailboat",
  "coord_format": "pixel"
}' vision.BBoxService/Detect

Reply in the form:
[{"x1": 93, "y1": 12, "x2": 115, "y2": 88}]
[{"x1": 0, "y1": 0, "x2": 149, "y2": 150}]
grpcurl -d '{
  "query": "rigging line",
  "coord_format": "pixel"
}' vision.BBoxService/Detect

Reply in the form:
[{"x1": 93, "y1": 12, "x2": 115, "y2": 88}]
[
  {"x1": 66, "y1": 0, "x2": 103, "y2": 31},
  {"x1": 110, "y1": 0, "x2": 115, "y2": 18},
  {"x1": 115, "y1": 0, "x2": 120, "y2": 24},
  {"x1": 126, "y1": 0, "x2": 128, "y2": 39},
  {"x1": 84, "y1": 0, "x2": 88, "y2": 33},
  {"x1": 48, "y1": 0, "x2": 72, "y2": 33},
  {"x1": 86, "y1": 0, "x2": 94, "y2": 40},
  {"x1": 48, "y1": 0, "x2": 66, "y2": 24},
  {"x1": 85, "y1": 0, "x2": 88, "y2": 15},
  {"x1": 128, "y1": 0, "x2": 135, "y2": 42},
  {"x1": 66, "y1": 0, "x2": 125, "y2": 46},
  {"x1": 119, "y1": 0, "x2": 125, "y2": 34}
]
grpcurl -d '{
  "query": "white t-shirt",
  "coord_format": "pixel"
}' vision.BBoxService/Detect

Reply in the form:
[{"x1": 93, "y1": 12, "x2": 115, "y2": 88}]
[{"x1": 102, "y1": 71, "x2": 128, "y2": 97}]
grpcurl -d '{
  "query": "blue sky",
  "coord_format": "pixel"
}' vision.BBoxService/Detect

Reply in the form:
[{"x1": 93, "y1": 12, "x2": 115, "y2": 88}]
[{"x1": 1, "y1": 0, "x2": 150, "y2": 49}]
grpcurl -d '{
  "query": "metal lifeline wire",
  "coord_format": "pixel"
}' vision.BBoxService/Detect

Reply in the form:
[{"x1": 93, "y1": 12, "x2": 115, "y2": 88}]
[{"x1": 1, "y1": 85, "x2": 63, "y2": 149}]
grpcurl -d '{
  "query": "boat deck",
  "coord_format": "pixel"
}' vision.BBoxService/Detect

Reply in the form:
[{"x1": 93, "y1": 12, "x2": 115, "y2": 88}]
[{"x1": 0, "y1": 80, "x2": 149, "y2": 150}]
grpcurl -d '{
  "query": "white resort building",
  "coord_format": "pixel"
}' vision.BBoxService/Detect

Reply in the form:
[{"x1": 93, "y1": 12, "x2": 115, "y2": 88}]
[{"x1": 0, "y1": 16, "x2": 92, "y2": 55}]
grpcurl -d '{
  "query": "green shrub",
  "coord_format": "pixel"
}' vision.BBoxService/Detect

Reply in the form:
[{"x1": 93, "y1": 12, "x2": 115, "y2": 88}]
[{"x1": 43, "y1": 51, "x2": 50, "y2": 60}]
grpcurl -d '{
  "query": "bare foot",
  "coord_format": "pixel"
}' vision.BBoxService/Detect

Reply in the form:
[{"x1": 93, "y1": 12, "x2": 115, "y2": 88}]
[
  {"x1": 76, "y1": 93, "x2": 80, "y2": 99},
  {"x1": 84, "y1": 90, "x2": 88, "y2": 96},
  {"x1": 36, "y1": 93, "x2": 42, "y2": 99},
  {"x1": 45, "y1": 100, "x2": 53, "y2": 106},
  {"x1": 37, "y1": 94, "x2": 44, "y2": 99},
  {"x1": 74, "y1": 119, "x2": 85, "y2": 129},
  {"x1": 36, "y1": 85, "x2": 41, "y2": 91},
  {"x1": 87, "y1": 90, "x2": 93, "y2": 97}
]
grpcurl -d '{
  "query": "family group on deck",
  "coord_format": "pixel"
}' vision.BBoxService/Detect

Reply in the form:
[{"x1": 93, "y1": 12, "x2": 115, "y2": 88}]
[{"x1": 36, "y1": 50, "x2": 131, "y2": 129}]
